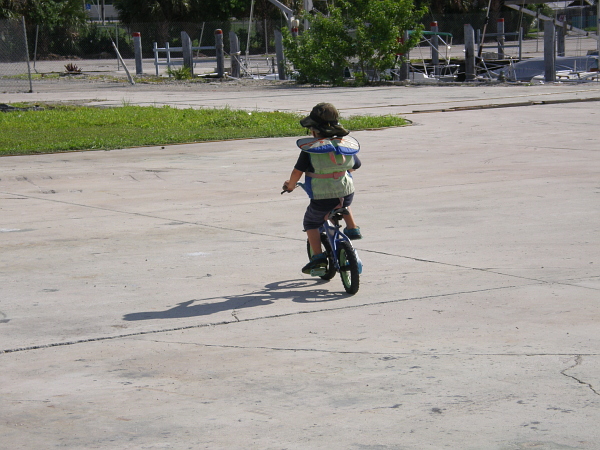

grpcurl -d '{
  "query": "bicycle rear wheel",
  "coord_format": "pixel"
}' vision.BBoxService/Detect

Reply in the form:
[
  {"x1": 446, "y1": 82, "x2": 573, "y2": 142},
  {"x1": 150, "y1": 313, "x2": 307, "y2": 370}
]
[
  {"x1": 306, "y1": 234, "x2": 337, "y2": 280},
  {"x1": 338, "y1": 240, "x2": 360, "y2": 294}
]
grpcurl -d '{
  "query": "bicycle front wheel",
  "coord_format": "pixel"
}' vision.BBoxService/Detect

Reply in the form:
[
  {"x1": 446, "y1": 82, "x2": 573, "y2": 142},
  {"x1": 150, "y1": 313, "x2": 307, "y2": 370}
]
[{"x1": 338, "y1": 240, "x2": 360, "y2": 294}]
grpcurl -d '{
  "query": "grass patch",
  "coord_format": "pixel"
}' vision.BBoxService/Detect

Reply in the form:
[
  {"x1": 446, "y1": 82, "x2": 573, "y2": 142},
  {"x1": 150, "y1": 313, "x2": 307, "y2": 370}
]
[{"x1": 0, "y1": 104, "x2": 408, "y2": 156}]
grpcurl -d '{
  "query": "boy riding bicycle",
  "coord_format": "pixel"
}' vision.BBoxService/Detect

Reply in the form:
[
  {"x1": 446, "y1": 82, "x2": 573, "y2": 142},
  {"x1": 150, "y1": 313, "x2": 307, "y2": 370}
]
[{"x1": 282, "y1": 102, "x2": 362, "y2": 275}]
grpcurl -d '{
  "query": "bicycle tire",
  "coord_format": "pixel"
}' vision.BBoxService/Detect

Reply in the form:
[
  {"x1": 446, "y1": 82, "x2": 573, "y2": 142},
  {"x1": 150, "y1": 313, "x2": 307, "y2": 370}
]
[
  {"x1": 338, "y1": 240, "x2": 360, "y2": 294},
  {"x1": 306, "y1": 234, "x2": 337, "y2": 280}
]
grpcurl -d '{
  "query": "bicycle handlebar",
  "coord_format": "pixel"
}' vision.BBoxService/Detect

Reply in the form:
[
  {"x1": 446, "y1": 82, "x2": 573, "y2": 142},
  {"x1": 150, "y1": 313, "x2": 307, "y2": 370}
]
[{"x1": 281, "y1": 182, "x2": 307, "y2": 195}]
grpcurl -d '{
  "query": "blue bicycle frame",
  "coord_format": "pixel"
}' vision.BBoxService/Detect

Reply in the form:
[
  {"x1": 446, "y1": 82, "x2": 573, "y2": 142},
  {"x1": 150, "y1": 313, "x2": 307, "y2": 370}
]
[{"x1": 282, "y1": 182, "x2": 362, "y2": 293}]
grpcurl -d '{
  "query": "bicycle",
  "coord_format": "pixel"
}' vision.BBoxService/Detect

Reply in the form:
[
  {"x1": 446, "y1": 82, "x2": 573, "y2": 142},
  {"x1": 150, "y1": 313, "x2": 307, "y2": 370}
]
[{"x1": 282, "y1": 183, "x2": 362, "y2": 295}]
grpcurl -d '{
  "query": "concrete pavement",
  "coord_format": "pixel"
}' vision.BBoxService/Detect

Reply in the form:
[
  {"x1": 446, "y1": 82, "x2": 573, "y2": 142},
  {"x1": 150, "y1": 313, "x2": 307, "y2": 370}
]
[
  {"x1": 2, "y1": 76, "x2": 600, "y2": 115},
  {"x1": 1, "y1": 80, "x2": 599, "y2": 449}
]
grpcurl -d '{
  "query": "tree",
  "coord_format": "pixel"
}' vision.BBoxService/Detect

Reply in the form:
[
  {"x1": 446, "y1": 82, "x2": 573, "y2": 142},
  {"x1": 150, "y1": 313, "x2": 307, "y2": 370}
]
[
  {"x1": 0, "y1": 0, "x2": 87, "y2": 26},
  {"x1": 343, "y1": 0, "x2": 426, "y2": 82},
  {"x1": 0, "y1": 0, "x2": 20, "y2": 19},
  {"x1": 283, "y1": 8, "x2": 352, "y2": 84},
  {"x1": 113, "y1": 0, "x2": 248, "y2": 24},
  {"x1": 284, "y1": 0, "x2": 426, "y2": 84},
  {"x1": 1, "y1": 0, "x2": 88, "y2": 57}
]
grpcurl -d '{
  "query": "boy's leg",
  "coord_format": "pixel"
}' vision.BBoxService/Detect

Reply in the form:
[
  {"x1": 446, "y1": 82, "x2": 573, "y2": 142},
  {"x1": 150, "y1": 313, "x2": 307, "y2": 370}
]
[
  {"x1": 343, "y1": 207, "x2": 362, "y2": 240},
  {"x1": 306, "y1": 228, "x2": 322, "y2": 255},
  {"x1": 343, "y1": 207, "x2": 358, "y2": 229},
  {"x1": 303, "y1": 228, "x2": 327, "y2": 274}
]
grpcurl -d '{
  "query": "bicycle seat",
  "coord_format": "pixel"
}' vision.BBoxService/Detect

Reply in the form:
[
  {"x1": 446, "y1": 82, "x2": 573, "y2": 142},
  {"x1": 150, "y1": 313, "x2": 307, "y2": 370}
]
[{"x1": 329, "y1": 207, "x2": 349, "y2": 220}]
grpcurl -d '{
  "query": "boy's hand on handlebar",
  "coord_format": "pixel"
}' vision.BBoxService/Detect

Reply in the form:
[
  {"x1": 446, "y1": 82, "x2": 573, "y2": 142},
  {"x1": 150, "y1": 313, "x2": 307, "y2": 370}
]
[{"x1": 281, "y1": 180, "x2": 295, "y2": 193}]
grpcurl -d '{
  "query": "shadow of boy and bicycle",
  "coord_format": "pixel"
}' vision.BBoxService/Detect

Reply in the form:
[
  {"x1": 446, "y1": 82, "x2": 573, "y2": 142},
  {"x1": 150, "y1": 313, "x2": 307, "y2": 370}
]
[{"x1": 123, "y1": 279, "x2": 350, "y2": 322}]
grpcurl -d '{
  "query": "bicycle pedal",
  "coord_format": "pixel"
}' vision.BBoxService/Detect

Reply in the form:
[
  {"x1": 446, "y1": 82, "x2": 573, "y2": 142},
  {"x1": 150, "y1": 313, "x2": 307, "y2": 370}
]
[{"x1": 310, "y1": 268, "x2": 327, "y2": 277}]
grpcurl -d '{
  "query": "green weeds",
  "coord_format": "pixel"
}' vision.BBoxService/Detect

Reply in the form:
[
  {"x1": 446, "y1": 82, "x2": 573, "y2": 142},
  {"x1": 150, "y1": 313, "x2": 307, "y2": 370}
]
[{"x1": 0, "y1": 104, "x2": 408, "y2": 156}]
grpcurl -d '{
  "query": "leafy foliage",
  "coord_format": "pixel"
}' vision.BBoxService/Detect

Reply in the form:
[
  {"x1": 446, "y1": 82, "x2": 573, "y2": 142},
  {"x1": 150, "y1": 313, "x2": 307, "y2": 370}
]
[
  {"x1": 166, "y1": 65, "x2": 192, "y2": 79},
  {"x1": 344, "y1": 0, "x2": 426, "y2": 81},
  {"x1": 113, "y1": 0, "x2": 248, "y2": 24},
  {"x1": 283, "y1": 8, "x2": 352, "y2": 85},
  {"x1": 284, "y1": 0, "x2": 426, "y2": 85},
  {"x1": 0, "y1": 0, "x2": 87, "y2": 26},
  {"x1": 64, "y1": 62, "x2": 81, "y2": 73},
  {"x1": 0, "y1": 0, "x2": 19, "y2": 19}
]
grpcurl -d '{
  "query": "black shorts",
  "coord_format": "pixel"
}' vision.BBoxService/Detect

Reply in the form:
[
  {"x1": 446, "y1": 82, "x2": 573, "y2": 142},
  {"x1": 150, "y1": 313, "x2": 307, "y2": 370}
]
[{"x1": 303, "y1": 193, "x2": 354, "y2": 230}]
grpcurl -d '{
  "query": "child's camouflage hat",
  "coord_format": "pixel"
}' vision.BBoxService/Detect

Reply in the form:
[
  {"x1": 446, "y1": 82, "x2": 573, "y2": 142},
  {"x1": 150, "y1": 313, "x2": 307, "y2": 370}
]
[{"x1": 300, "y1": 102, "x2": 349, "y2": 138}]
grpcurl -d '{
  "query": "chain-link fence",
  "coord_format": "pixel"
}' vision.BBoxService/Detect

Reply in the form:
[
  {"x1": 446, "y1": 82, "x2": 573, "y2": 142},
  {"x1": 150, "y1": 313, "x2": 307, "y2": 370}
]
[
  {"x1": 28, "y1": 22, "x2": 218, "y2": 75},
  {"x1": 25, "y1": 18, "x2": 289, "y2": 76},
  {"x1": 2, "y1": 12, "x2": 598, "y2": 85},
  {"x1": 0, "y1": 17, "x2": 32, "y2": 93}
]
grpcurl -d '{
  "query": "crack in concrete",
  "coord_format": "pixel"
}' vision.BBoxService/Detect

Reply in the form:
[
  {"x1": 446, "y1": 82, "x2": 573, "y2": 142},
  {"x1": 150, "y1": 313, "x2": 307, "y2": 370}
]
[
  {"x1": 561, "y1": 355, "x2": 600, "y2": 396},
  {"x1": 408, "y1": 96, "x2": 600, "y2": 114},
  {"x1": 0, "y1": 285, "x2": 517, "y2": 355},
  {"x1": 366, "y1": 249, "x2": 600, "y2": 291},
  {"x1": 143, "y1": 340, "x2": 600, "y2": 358},
  {"x1": 3, "y1": 191, "x2": 597, "y2": 293}
]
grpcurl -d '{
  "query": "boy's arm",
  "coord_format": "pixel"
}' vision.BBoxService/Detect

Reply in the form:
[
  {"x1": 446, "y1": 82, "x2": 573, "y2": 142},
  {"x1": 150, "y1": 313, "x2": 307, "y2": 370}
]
[{"x1": 283, "y1": 168, "x2": 303, "y2": 192}]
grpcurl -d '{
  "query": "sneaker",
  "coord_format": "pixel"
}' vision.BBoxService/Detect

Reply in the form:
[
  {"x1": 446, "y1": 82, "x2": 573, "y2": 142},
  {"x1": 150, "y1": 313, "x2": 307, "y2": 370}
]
[
  {"x1": 344, "y1": 227, "x2": 362, "y2": 240},
  {"x1": 302, "y1": 252, "x2": 328, "y2": 275}
]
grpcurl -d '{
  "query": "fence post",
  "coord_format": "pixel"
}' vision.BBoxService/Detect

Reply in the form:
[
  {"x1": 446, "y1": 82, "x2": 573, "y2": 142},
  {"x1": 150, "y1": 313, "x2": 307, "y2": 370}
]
[
  {"x1": 399, "y1": 30, "x2": 410, "y2": 81},
  {"x1": 115, "y1": 23, "x2": 120, "y2": 70},
  {"x1": 215, "y1": 29, "x2": 224, "y2": 78},
  {"x1": 431, "y1": 21, "x2": 439, "y2": 76},
  {"x1": 497, "y1": 18, "x2": 505, "y2": 59},
  {"x1": 544, "y1": 20, "x2": 556, "y2": 82},
  {"x1": 166, "y1": 42, "x2": 171, "y2": 75},
  {"x1": 519, "y1": 27, "x2": 523, "y2": 60},
  {"x1": 230, "y1": 31, "x2": 241, "y2": 78},
  {"x1": 181, "y1": 31, "x2": 194, "y2": 76},
  {"x1": 133, "y1": 32, "x2": 143, "y2": 75},
  {"x1": 153, "y1": 42, "x2": 159, "y2": 76},
  {"x1": 21, "y1": 17, "x2": 33, "y2": 93},
  {"x1": 556, "y1": 19, "x2": 566, "y2": 57},
  {"x1": 464, "y1": 24, "x2": 476, "y2": 81},
  {"x1": 274, "y1": 30, "x2": 287, "y2": 80}
]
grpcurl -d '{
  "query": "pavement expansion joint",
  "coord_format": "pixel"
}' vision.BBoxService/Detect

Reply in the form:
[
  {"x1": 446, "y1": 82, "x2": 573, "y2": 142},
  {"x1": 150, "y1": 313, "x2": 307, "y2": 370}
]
[{"x1": 410, "y1": 96, "x2": 600, "y2": 114}]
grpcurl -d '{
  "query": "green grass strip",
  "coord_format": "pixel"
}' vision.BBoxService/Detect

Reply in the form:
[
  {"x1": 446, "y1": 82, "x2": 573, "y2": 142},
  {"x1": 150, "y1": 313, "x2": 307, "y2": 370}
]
[{"x1": 0, "y1": 105, "x2": 408, "y2": 156}]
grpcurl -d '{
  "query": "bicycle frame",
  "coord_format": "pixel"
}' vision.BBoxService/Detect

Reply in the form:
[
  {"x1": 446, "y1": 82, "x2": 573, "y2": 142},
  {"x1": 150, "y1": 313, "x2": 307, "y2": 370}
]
[
  {"x1": 282, "y1": 181, "x2": 362, "y2": 293},
  {"x1": 320, "y1": 208, "x2": 353, "y2": 272}
]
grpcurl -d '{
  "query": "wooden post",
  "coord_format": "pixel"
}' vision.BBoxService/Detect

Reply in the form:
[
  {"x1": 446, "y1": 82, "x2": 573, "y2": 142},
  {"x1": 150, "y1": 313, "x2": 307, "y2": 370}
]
[
  {"x1": 274, "y1": 30, "x2": 287, "y2": 80},
  {"x1": 544, "y1": 20, "x2": 555, "y2": 82},
  {"x1": 133, "y1": 32, "x2": 143, "y2": 75},
  {"x1": 399, "y1": 30, "x2": 410, "y2": 81},
  {"x1": 464, "y1": 24, "x2": 476, "y2": 81},
  {"x1": 215, "y1": 29, "x2": 224, "y2": 78},
  {"x1": 229, "y1": 31, "x2": 241, "y2": 78},
  {"x1": 497, "y1": 18, "x2": 505, "y2": 59},
  {"x1": 181, "y1": 31, "x2": 194, "y2": 76},
  {"x1": 556, "y1": 18, "x2": 566, "y2": 57}
]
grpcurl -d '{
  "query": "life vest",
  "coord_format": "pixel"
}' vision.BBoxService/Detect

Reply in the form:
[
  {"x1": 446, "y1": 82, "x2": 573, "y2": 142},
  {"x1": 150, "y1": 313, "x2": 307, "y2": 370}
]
[{"x1": 296, "y1": 136, "x2": 360, "y2": 200}]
